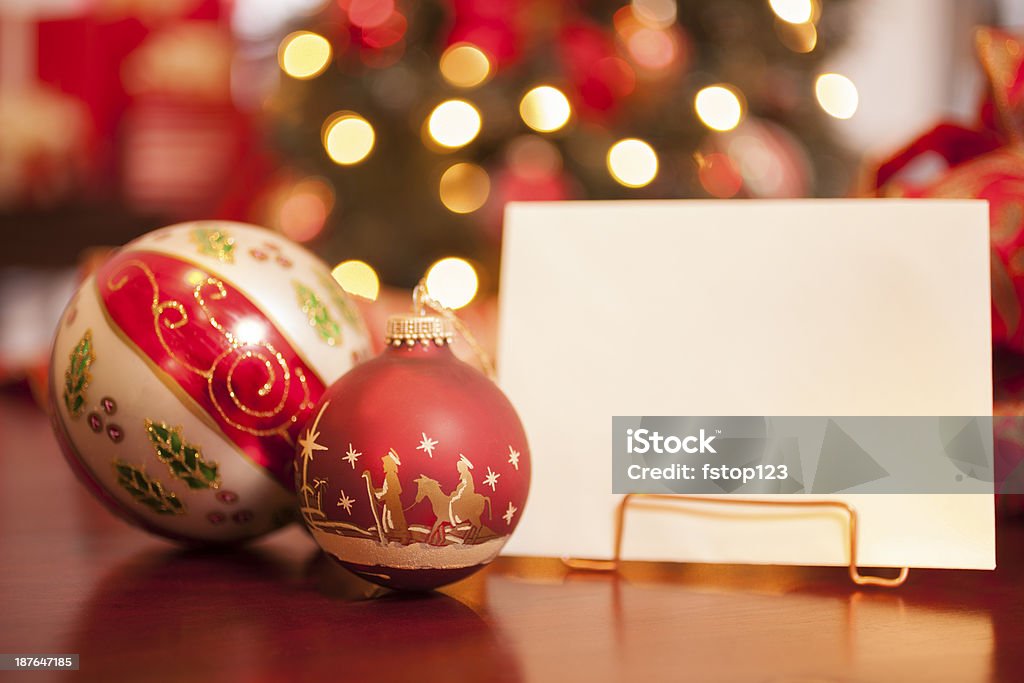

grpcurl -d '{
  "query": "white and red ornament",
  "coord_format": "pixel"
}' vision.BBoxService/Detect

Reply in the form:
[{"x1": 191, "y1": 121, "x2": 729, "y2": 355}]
[
  {"x1": 49, "y1": 221, "x2": 371, "y2": 543},
  {"x1": 297, "y1": 310, "x2": 530, "y2": 590}
]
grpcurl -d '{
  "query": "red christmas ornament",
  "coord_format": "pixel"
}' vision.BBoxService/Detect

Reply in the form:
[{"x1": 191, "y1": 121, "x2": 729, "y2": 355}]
[{"x1": 296, "y1": 302, "x2": 531, "y2": 590}]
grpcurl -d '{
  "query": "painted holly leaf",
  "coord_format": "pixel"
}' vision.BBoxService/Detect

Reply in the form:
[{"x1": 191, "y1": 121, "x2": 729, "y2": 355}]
[
  {"x1": 145, "y1": 420, "x2": 221, "y2": 490},
  {"x1": 63, "y1": 329, "x2": 94, "y2": 418},
  {"x1": 113, "y1": 460, "x2": 186, "y2": 515},
  {"x1": 294, "y1": 281, "x2": 342, "y2": 346},
  {"x1": 318, "y1": 272, "x2": 366, "y2": 332},
  {"x1": 192, "y1": 226, "x2": 235, "y2": 263}
]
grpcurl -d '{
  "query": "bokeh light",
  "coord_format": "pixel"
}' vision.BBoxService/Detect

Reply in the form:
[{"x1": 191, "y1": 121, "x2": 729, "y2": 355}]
[
  {"x1": 279, "y1": 177, "x2": 335, "y2": 242},
  {"x1": 519, "y1": 86, "x2": 572, "y2": 133},
  {"x1": 346, "y1": 0, "x2": 394, "y2": 29},
  {"x1": 627, "y1": 27, "x2": 677, "y2": 71},
  {"x1": 696, "y1": 152, "x2": 743, "y2": 198},
  {"x1": 614, "y1": 6, "x2": 681, "y2": 73},
  {"x1": 439, "y1": 163, "x2": 491, "y2": 214},
  {"x1": 278, "y1": 31, "x2": 332, "y2": 79},
  {"x1": 361, "y1": 11, "x2": 406, "y2": 49},
  {"x1": 631, "y1": 0, "x2": 677, "y2": 29},
  {"x1": 439, "y1": 43, "x2": 492, "y2": 88},
  {"x1": 331, "y1": 260, "x2": 380, "y2": 301},
  {"x1": 322, "y1": 112, "x2": 375, "y2": 165},
  {"x1": 768, "y1": 0, "x2": 814, "y2": 24},
  {"x1": 607, "y1": 138, "x2": 659, "y2": 188},
  {"x1": 815, "y1": 73, "x2": 858, "y2": 119},
  {"x1": 775, "y1": 19, "x2": 817, "y2": 53},
  {"x1": 425, "y1": 257, "x2": 479, "y2": 309},
  {"x1": 427, "y1": 99, "x2": 482, "y2": 149},
  {"x1": 507, "y1": 135, "x2": 562, "y2": 181},
  {"x1": 695, "y1": 85, "x2": 744, "y2": 132}
]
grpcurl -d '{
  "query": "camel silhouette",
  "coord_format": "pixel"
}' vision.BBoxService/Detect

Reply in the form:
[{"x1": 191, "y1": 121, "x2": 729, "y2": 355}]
[{"x1": 412, "y1": 475, "x2": 492, "y2": 545}]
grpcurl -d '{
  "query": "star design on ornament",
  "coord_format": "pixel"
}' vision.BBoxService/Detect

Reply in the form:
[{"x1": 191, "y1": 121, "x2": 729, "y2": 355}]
[
  {"x1": 299, "y1": 402, "x2": 330, "y2": 464},
  {"x1": 507, "y1": 446, "x2": 520, "y2": 471},
  {"x1": 336, "y1": 490, "x2": 355, "y2": 515},
  {"x1": 483, "y1": 466, "x2": 500, "y2": 491},
  {"x1": 503, "y1": 501, "x2": 517, "y2": 526},
  {"x1": 343, "y1": 443, "x2": 361, "y2": 469},
  {"x1": 417, "y1": 433, "x2": 438, "y2": 458}
]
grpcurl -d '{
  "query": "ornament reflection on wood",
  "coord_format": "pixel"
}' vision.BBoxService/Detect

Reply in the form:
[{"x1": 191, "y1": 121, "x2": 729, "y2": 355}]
[
  {"x1": 49, "y1": 221, "x2": 372, "y2": 543},
  {"x1": 298, "y1": 286, "x2": 530, "y2": 590}
]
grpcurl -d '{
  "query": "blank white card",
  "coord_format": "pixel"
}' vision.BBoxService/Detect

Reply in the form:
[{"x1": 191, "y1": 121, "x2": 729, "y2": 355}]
[{"x1": 497, "y1": 200, "x2": 994, "y2": 569}]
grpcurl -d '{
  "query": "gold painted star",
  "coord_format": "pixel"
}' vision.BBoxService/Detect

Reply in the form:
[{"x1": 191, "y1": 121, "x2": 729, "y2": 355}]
[
  {"x1": 483, "y1": 466, "x2": 500, "y2": 491},
  {"x1": 299, "y1": 402, "x2": 330, "y2": 463},
  {"x1": 417, "y1": 432, "x2": 438, "y2": 458},
  {"x1": 343, "y1": 443, "x2": 361, "y2": 469},
  {"x1": 503, "y1": 501, "x2": 517, "y2": 526},
  {"x1": 337, "y1": 490, "x2": 355, "y2": 515},
  {"x1": 507, "y1": 445, "x2": 520, "y2": 471}
]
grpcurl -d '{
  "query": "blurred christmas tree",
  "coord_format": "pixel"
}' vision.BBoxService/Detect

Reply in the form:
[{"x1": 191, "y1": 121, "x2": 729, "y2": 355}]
[{"x1": 266, "y1": 0, "x2": 855, "y2": 291}]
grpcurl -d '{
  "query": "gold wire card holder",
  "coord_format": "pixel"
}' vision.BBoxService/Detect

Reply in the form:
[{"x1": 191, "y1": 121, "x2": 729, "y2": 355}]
[{"x1": 562, "y1": 494, "x2": 911, "y2": 588}]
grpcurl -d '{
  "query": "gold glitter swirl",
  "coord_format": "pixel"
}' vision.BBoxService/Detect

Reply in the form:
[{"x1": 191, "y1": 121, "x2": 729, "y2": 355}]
[
  {"x1": 106, "y1": 258, "x2": 310, "y2": 442},
  {"x1": 213, "y1": 346, "x2": 289, "y2": 418},
  {"x1": 154, "y1": 301, "x2": 189, "y2": 330},
  {"x1": 207, "y1": 346, "x2": 310, "y2": 438},
  {"x1": 108, "y1": 260, "x2": 208, "y2": 376}
]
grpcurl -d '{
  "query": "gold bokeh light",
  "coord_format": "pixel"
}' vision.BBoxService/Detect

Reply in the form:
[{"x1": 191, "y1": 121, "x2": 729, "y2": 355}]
[
  {"x1": 279, "y1": 31, "x2": 332, "y2": 80},
  {"x1": 322, "y1": 113, "x2": 375, "y2": 165},
  {"x1": 631, "y1": 0, "x2": 677, "y2": 29},
  {"x1": 426, "y1": 99, "x2": 482, "y2": 149},
  {"x1": 768, "y1": 0, "x2": 814, "y2": 24},
  {"x1": 776, "y1": 19, "x2": 817, "y2": 53},
  {"x1": 694, "y1": 85, "x2": 744, "y2": 132},
  {"x1": 331, "y1": 260, "x2": 380, "y2": 301},
  {"x1": 439, "y1": 163, "x2": 491, "y2": 214},
  {"x1": 815, "y1": 73, "x2": 858, "y2": 119},
  {"x1": 519, "y1": 86, "x2": 572, "y2": 133},
  {"x1": 425, "y1": 257, "x2": 479, "y2": 309},
  {"x1": 607, "y1": 138, "x2": 658, "y2": 188},
  {"x1": 439, "y1": 43, "x2": 492, "y2": 88}
]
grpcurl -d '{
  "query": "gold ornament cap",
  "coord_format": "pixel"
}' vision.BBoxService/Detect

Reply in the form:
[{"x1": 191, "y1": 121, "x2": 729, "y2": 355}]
[{"x1": 385, "y1": 314, "x2": 455, "y2": 347}]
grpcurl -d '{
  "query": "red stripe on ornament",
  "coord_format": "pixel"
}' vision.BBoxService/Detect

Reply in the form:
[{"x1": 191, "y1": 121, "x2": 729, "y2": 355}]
[{"x1": 95, "y1": 250, "x2": 324, "y2": 490}]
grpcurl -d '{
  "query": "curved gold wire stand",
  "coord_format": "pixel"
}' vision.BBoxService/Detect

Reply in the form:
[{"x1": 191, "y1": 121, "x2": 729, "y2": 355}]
[{"x1": 562, "y1": 494, "x2": 910, "y2": 588}]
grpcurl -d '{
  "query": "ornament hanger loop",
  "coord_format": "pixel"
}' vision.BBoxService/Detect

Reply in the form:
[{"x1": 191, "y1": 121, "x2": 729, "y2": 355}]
[
  {"x1": 413, "y1": 278, "x2": 496, "y2": 381},
  {"x1": 412, "y1": 281, "x2": 431, "y2": 317}
]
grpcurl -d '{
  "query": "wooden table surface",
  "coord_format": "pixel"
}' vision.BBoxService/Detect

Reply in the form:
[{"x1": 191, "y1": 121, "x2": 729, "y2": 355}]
[{"x1": 2, "y1": 392, "x2": 1023, "y2": 682}]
